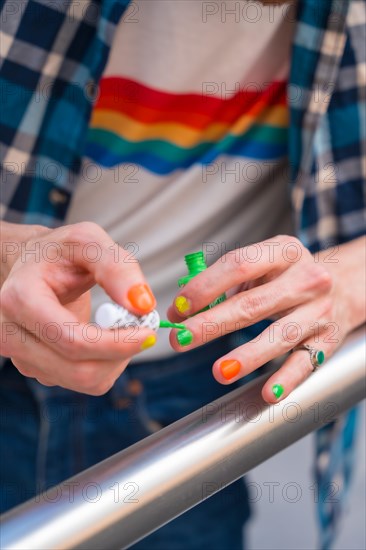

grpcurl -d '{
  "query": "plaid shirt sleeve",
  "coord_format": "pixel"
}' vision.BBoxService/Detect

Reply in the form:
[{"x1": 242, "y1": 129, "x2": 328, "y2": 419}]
[
  {"x1": 0, "y1": 0, "x2": 130, "y2": 226},
  {"x1": 290, "y1": 0, "x2": 366, "y2": 254},
  {"x1": 289, "y1": 3, "x2": 365, "y2": 547},
  {"x1": 1, "y1": 0, "x2": 365, "y2": 246}
]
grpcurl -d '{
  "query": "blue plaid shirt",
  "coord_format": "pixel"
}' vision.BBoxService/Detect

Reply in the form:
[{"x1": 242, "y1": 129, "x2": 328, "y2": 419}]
[
  {"x1": 0, "y1": 1, "x2": 365, "y2": 547},
  {"x1": 0, "y1": 0, "x2": 365, "y2": 250}
]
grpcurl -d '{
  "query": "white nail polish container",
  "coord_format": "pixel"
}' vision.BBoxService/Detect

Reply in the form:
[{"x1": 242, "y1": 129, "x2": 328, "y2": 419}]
[{"x1": 95, "y1": 302, "x2": 160, "y2": 331}]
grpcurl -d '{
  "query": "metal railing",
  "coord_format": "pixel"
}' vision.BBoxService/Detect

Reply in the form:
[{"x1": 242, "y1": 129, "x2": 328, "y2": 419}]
[{"x1": 1, "y1": 327, "x2": 365, "y2": 549}]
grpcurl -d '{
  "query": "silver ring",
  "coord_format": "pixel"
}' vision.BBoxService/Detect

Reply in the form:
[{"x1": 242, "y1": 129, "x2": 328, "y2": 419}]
[{"x1": 292, "y1": 344, "x2": 325, "y2": 372}]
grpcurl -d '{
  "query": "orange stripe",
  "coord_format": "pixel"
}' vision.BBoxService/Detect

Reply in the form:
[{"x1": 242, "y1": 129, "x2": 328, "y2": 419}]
[{"x1": 90, "y1": 105, "x2": 288, "y2": 147}]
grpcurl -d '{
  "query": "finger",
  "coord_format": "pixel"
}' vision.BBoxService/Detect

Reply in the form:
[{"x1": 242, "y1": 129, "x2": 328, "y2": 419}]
[
  {"x1": 8, "y1": 331, "x2": 131, "y2": 394},
  {"x1": 1, "y1": 312, "x2": 158, "y2": 366},
  {"x1": 11, "y1": 352, "x2": 125, "y2": 393},
  {"x1": 211, "y1": 299, "x2": 332, "y2": 384},
  {"x1": 11, "y1": 359, "x2": 56, "y2": 386},
  {"x1": 10, "y1": 358, "x2": 37, "y2": 379},
  {"x1": 60, "y1": 222, "x2": 156, "y2": 316},
  {"x1": 11, "y1": 356, "x2": 60, "y2": 387},
  {"x1": 170, "y1": 265, "x2": 332, "y2": 351},
  {"x1": 261, "y1": 333, "x2": 339, "y2": 403},
  {"x1": 166, "y1": 305, "x2": 188, "y2": 324},
  {"x1": 35, "y1": 378, "x2": 56, "y2": 387},
  {"x1": 167, "y1": 285, "x2": 246, "y2": 322},
  {"x1": 171, "y1": 236, "x2": 310, "y2": 316},
  {"x1": 1, "y1": 277, "x2": 157, "y2": 361}
]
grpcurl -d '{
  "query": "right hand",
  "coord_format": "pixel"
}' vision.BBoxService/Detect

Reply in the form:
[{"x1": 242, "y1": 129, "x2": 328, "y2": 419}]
[{"x1": 0, "y1": 222, "x2": 157, "y2": 395}]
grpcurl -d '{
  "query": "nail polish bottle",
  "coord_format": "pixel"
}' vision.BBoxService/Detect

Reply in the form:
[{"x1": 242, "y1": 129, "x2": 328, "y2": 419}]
[
  {"x1": 95, "y1": 303, "x2": 186, "y2": 331},
  {"x1": 178, "y1": 251, "x2": 226, "y2": 310},
  {"x1": 95, "y1": 303, "x2": 161, "y2": 330}
]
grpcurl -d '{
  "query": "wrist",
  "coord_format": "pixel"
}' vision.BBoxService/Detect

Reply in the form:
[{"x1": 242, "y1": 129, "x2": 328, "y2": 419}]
[
  {"x1": 318, "y1": 237, "x2": 366, "y2": 332},
  {"x1": 0, "y1": 221, "x2": 50, "y2": 286}
]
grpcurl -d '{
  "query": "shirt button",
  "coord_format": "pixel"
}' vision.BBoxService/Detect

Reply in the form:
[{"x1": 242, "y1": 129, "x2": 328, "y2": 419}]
[
  {"x1": 85, "y1": 79, "x2": 98, "y2": 101},
  {"x1": 127, "y1": 379, "x2": 143, "y2": 396},
  {"x1": 49, "y1": 189, "x2": 68, "y2": 205},
  {"x1": 115, "y1": 397, "x2": 132, "y2": 409}
]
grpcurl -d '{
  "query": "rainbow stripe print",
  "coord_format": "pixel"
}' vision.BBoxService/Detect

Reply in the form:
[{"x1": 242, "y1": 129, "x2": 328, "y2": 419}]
[{"x1": 86, "y1": 77, "x2": 289, "y2": 175}]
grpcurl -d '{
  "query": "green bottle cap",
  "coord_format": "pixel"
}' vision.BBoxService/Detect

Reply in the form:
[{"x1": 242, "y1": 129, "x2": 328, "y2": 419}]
[
  {"x1": 184, "y1": 251, "x2": 207, "y2": 276},
  {"x1": 177, "y1": 250, "x2": 226, "y2": 310},
  {"x1": 178, "y1": 251, "x2": 208, "y2": 288}
]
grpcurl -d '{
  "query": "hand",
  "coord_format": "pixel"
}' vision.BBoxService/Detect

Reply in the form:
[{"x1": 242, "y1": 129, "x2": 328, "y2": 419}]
[
  {"x1": 168, "y1": 235, "x2": 366, "y2": 403},
  {"x1": 0, "y1": 222, "x2": 157, "y2": 394}
]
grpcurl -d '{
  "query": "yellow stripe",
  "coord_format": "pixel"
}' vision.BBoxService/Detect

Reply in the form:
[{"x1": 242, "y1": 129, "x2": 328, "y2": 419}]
[
  {"x1": 90, "y1": 105, "x2": 288, "y2": 148},
  {"x1": 230, "y1": 105, "x2": 289, "y2": 136},
  {"x1": 91, "y1": 110, "x2": 226, "y2": 147}
]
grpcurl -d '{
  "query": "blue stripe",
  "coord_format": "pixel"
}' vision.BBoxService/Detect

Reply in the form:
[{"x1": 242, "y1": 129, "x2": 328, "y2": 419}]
[{"x1": 86, "y1": 140, "x2": 288, "y2": 174}]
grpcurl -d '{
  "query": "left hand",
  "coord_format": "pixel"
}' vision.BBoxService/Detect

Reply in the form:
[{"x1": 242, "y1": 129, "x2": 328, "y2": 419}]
[{"x1": 168, "y1": 235, "x2": 366, "y2": 403}]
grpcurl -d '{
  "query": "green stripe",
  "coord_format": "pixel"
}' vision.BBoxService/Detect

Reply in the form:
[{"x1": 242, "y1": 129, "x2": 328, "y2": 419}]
[{"x1": 87, "y1": 124, "x2": 288, "y2": 163}]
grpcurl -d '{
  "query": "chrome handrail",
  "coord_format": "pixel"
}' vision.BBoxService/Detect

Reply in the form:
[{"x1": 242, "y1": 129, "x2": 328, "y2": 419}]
[{"x1": 1, "y1": 327, "x2": 365, "y2": 549}]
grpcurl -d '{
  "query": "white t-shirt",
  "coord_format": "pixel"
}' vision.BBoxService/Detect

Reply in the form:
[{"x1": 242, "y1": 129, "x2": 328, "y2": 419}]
[{"x1": 66, "y1": 0, "x2": 296, "y2": 358}]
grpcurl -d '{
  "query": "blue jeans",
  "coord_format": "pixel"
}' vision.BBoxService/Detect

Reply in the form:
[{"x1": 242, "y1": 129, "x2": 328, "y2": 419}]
[{"x1": 0, "y1": 337, "x2": 250, "y2": 550}]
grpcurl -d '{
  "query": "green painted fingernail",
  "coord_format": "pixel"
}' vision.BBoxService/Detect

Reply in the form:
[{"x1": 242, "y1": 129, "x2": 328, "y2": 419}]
[
  {"x1": 272, "y1": 384, "x2": 284, "y2": 399},
  {"x1": 176, "y1": 329, "x2": 193, "y2": 347}
]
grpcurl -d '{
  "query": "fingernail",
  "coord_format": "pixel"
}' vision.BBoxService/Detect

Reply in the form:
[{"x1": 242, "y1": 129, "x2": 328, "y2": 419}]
[
  {"x1": 176, "y1": 329, "x2": 193, "y2": 347},
  {"x1": 220, "y1": 359, "x2": 241, "y2": 380},
  {"x1": 128, "y1": 284, "x2": 156, "y2": 314},
  {"x1": 141, "y1": 334, "x2": 157, "y2": 350},
  {"x1": 175, "y1": 296, "x2": 191, "y2": 314},
  {"x1": 272, "y1": 384, "x2": 284, "y2": 399}
]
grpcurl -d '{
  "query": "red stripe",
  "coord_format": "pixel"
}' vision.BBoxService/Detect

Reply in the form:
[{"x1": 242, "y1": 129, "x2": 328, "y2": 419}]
[{"x1": 94, "y1": 77, "x2": 287, "y2": 127}]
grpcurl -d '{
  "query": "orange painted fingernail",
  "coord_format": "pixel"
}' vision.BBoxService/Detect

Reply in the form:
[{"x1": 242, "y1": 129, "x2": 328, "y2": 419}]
[
  {"x1": 127, "y1": 284, "x2": 156, "y2": 314},
  {"x1": 220, "y1": 359, "x2": 241, "y2": 380}
]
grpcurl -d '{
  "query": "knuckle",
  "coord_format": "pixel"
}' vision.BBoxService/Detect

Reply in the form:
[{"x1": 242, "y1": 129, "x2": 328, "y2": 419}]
[
  {"x1": 88, "y1": 380, "x2": 114, "y2": 396},
  {"x1": 0, "y1": 324, "x2": 19, "y2": 356},
  {"x1": 11, "y1": 359, "x2": 32, "y2": 376},
  {"x1": 36, "y1": 378, "x2": 55, "y2": 387},
  {"x1": 1, "y1": 282, "x2": 21, "y2": 317},
  {"x1": 291, "y1": 236, "x2": 303, "y2": 249},
  {"x1": 223, "y1": 249, "x2": 248, "y2": 276},
  {"x1": 306, "y1": 265, "x2": 333, "y2": 292},
  {"x1": 74, "y1": 221, "x2": 104, "y2": 244},
  {"x1": 276, "y1": 235, "x2": 307, "y2": 258},
  {"x1": 275, "y1": 234, "x2": 295, "y2": 245},
  {"x1": 237, "y1": 293, "x2": 265, "y2": 320},
  {"x1": 0, "y1": 342, "x2": 9, "y2": 357},
  {"x1": 317, "y1": 268, "x2": 333, "y2": 292}
]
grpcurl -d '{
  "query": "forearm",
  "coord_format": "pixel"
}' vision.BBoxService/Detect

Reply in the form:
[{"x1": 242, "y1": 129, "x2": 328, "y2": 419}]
[
  {"x1": 0, "y1": 221, "x2": 50, "y2": 287},
  {"x1": 318, "y1": 236, "x2": 366, "y2": 332}
]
